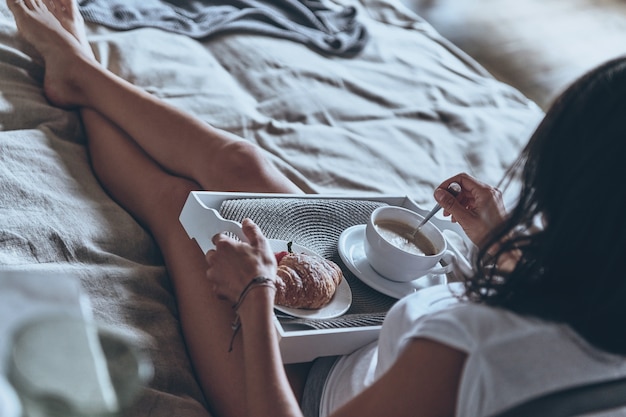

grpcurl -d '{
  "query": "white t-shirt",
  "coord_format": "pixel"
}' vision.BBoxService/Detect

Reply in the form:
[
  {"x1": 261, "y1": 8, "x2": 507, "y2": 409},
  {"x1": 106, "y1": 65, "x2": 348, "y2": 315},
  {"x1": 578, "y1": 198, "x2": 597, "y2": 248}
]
[{"x1": 319, "y1": 283, "x2": 626, "y2": 417}]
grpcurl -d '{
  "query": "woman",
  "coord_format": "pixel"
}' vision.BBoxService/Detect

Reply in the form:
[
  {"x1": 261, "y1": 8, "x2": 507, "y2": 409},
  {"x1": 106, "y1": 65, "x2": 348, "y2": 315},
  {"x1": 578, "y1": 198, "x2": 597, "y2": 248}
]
[{"x1": 8, "y1": 1, "x2": 626, "y2": 416}]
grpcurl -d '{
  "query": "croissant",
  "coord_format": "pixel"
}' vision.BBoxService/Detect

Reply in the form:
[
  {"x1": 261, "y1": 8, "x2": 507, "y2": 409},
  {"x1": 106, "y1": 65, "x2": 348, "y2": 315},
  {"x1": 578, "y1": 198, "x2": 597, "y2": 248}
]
[{"x1": 274, "y1": 252, "x2": 343, "y2": 309}]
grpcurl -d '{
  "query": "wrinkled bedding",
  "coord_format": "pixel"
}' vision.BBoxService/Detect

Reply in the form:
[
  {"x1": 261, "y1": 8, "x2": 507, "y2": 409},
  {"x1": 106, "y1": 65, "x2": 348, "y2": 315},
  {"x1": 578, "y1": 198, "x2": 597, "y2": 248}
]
[{"x1": 0, "y1": 0, "x2": 543, "y2": 415}]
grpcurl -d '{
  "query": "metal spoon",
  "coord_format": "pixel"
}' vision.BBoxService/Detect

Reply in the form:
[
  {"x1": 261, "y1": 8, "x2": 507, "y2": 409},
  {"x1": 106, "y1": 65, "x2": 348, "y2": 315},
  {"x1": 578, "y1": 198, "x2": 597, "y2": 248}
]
[{"x1": 412, "y1": 182, "x2": 462, "y2": 239}]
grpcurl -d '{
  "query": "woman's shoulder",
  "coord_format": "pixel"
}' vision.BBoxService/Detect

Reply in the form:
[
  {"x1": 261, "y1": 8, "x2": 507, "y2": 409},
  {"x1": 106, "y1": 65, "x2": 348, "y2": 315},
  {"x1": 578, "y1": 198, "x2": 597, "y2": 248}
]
[
  {"x1": 386, "y1": 283, "x2": 563, "y2": 353},
  {"x1": 420, "y1": 295, "x2": 556, "y2": 341},
  {"x1": 387, "y1": 282, "x2": 517, "y2": 331}
]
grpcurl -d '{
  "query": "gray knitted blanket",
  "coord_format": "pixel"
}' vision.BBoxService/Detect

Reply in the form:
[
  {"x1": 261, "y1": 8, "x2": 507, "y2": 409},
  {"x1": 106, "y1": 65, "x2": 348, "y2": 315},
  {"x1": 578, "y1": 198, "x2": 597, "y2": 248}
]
[{"x1": 78, "y1": 0, "x2": 369, "y2": 56}]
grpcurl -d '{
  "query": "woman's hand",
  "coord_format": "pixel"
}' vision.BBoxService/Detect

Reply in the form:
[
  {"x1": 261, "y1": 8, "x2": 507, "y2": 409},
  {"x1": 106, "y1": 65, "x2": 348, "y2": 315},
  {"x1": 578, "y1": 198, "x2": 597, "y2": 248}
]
[
  {"x1": 205, "y1": 218, "x2": 277, "y2": 304},
  {"x1": 434, "y1": 173, "x2": 507, "y2": 248}
]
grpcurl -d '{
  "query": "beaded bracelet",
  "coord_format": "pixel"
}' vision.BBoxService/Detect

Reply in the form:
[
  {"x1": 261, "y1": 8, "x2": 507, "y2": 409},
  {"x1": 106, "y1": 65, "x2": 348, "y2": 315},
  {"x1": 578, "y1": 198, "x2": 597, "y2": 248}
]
[{"x1": 228, "y1": 276, "x2": 276, "y2": 352}]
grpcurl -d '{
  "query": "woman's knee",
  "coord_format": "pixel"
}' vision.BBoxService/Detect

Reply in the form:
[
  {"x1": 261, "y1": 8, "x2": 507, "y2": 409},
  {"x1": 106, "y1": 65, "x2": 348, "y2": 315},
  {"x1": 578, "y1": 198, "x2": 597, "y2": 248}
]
[{"x1": 212, "y1": 140, "x2": 274, "y2": 189}]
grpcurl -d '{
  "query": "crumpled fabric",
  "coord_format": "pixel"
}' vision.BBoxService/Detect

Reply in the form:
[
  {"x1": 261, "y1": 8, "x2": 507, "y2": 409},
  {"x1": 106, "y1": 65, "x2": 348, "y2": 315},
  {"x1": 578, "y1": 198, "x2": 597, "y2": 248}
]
[{"x1": 78, "y1": 0, "x2": 369, "y2": 56}]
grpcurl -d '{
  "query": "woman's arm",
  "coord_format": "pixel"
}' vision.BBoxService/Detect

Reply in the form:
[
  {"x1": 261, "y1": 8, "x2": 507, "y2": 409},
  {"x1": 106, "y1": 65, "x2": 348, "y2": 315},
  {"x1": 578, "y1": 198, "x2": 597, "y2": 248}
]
[
  {"x1": 331, "y1": 338, "x2": 466, "y2": 417},
  {"x1": 237, "y1": 288, "x2": 304, "y2": 417},
  {"x1": 207, "y1": 219, "x2": 467, "y2": 417},
  {"x1": 206, "y1": 219, "x2": 304, "y2": 417}
]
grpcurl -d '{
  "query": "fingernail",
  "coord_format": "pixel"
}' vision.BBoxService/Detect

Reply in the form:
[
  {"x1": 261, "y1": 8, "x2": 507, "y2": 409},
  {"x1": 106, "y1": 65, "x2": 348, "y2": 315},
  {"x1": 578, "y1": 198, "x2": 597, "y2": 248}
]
[{"x1": 434, "y1": 188, "x2": 446, "y2": 201}]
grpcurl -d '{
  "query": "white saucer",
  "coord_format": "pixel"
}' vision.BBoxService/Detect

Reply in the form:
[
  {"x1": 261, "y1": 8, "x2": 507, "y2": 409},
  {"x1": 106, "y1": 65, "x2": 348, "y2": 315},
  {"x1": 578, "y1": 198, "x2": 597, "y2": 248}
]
[
  {"x1": 270, "y1": 239, "x2": 352, "y2": 320},
  {"x1": 337, "y1": 225, "x2": 447, "y2": 299}
]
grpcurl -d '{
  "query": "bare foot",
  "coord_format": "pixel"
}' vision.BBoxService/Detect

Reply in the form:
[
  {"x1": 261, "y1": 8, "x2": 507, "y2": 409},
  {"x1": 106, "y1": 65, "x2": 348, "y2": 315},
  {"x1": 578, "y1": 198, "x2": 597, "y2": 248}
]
[
  {"x1": 45, "y1": 0, "x2": 94, "y2": 57},
  {"x1": 8, "y1": 0, "x2": 96, "y2": 107}
]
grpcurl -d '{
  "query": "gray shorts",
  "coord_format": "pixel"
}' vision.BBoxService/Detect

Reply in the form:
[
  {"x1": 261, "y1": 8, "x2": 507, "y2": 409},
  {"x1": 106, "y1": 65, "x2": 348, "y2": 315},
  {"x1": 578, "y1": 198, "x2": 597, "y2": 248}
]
[{"x1": 301, "y1": 356, "x2": 340, "y2": 417}]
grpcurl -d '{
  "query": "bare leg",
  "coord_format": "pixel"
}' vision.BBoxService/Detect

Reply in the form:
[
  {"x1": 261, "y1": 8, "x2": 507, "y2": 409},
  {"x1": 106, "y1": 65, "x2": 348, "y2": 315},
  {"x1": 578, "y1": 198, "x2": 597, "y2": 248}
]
[
  {"x1": 9, "y1": 0, "x2": 302, "y2": 194},
  {"x1": 7, "y1": 1, "x2": 307, "y2": 416}
]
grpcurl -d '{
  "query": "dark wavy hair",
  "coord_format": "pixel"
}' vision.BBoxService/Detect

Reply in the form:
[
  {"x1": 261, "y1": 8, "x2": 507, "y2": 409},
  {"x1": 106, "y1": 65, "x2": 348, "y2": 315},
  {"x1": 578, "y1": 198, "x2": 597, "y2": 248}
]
[{"x1": 464, "y1": 56, "x2": 626, "y2": 354}]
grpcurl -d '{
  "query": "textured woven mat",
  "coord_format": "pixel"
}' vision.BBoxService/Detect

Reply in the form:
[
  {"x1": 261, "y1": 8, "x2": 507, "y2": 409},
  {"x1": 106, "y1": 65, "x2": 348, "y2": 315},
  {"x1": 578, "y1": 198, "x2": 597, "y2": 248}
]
[{"x1": 220, "y1": 198, "x2": 397, "y2": 328}]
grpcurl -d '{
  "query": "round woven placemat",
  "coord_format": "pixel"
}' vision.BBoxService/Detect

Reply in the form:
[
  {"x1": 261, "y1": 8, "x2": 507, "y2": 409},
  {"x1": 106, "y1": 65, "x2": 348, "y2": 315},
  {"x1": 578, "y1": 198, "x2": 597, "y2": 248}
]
[{"x1": 220, "y1": 198, "x2": 397, "y2": 321}]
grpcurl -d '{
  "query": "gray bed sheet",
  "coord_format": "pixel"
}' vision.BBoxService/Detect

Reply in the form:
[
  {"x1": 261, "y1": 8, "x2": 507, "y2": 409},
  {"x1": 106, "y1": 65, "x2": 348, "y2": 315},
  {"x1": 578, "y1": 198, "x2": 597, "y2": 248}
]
[{"x1": 0, "y1": 0, "x2": 543, "y2": 415}]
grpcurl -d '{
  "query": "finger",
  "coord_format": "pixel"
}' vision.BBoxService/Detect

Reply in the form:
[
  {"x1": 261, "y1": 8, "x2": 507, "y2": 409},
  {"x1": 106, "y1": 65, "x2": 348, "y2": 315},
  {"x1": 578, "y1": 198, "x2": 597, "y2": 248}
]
[
  {"x1": 28, "y1": 0, "x2": 43, "y2": 11},
  {"x1": 435, "y1": 187, "x2": 457, "y2": 211},
  {"x1": 434, "y1": 187, "x2": 473, "y2": 224},
  {"x1": 205, "y1": 249, "x2": 216, "y2": 267},
  {"x1": 241, "y1": 218, "x2": 266, "y2": 248},
  {"x1": 8, "y1": 0, "x2": 27, "y2": 13},
  {"x1": 212, "y1": 231, "x2": 235, "y2": 246},
  {"x1": 436, "y1": 174, "x2": 471, "y2": 205}
]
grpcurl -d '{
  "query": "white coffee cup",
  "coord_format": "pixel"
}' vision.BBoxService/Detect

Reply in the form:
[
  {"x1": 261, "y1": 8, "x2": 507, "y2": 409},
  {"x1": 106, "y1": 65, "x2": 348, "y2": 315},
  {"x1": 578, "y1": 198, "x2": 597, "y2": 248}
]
[{"x1": 364, "y1": 206, "x2": 458, "y2": 282}]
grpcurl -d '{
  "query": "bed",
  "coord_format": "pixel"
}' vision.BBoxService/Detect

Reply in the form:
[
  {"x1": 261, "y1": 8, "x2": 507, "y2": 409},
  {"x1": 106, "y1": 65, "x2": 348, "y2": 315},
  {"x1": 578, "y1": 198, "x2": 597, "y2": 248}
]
[{"x1": 0, "y1": 0, "x2": 543, "y2": 415}]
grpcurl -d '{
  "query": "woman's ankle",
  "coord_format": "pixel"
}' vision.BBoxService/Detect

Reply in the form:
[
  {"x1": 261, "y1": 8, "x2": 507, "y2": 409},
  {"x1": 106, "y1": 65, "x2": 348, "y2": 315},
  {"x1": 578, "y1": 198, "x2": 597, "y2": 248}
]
[{"x1": 43, "y1": 53, "x2": 99, "y2": 109}]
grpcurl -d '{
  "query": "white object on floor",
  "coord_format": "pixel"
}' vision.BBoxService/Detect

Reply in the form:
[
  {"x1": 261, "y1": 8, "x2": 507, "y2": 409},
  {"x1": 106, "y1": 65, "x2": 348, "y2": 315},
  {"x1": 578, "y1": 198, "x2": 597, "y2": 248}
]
[
  {"x1": 0, "y1": 268, "x2": 118, "y2": 413},
  {"x1": 0, "y1": 376, "x2": 21, "y2": 417}
]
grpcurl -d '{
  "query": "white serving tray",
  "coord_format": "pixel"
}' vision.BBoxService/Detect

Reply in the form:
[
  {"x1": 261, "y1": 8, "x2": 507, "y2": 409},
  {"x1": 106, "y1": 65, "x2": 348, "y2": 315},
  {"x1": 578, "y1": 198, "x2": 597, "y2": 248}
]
[{"x1": 179, "y1": 191, "x2": 468, "y2": 363}]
